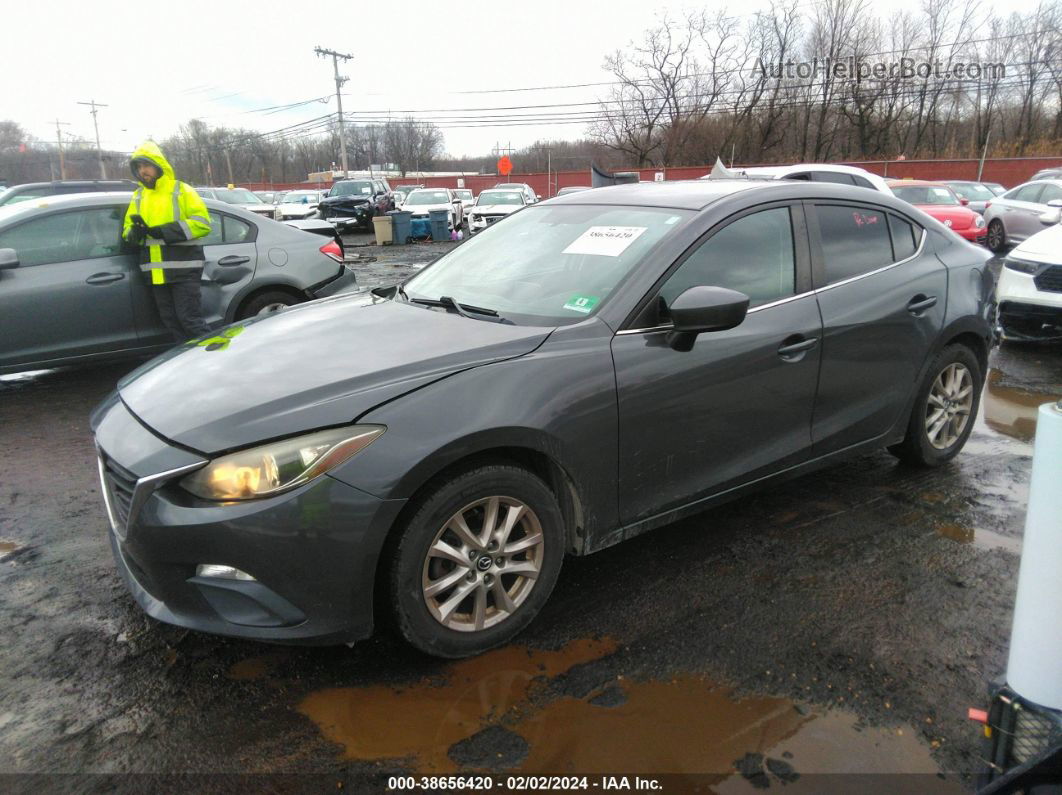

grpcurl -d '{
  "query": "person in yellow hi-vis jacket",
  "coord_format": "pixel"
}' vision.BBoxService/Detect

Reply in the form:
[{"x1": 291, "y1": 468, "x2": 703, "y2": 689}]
[{"x1": 122, "y1": 141, "x2": 212, "y2": 341}]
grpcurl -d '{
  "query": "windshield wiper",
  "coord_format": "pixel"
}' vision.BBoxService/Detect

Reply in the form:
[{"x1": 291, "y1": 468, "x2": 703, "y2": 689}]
[{"x1": 407, "y1": 294, "x2": 504, "y2": 321}]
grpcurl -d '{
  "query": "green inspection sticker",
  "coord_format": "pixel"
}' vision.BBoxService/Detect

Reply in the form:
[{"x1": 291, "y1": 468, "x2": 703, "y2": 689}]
[{"x1": 563, "y1": 294, "x2": 600, "y2": 314}]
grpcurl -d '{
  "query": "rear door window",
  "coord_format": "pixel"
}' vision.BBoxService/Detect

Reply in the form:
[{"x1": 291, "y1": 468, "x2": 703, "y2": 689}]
[
  {"x1": 1038, "y1": 183, "x2": 1062, "y2": 204},
  {"x1": 814, "y1": 205, "x2": 893, "y2": 285},
  {"x1": 1009, "y1": 184, "x2": 1044, "y2": 203}
]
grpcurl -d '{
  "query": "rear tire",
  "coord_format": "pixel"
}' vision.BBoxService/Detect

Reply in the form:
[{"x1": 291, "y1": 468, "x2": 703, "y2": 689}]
[
  {"x1": 388, "y1": 464, "x2": 565, "y2": 658},
  {"x1": 986, "y1": 219, "x2": 1007, "y2": 253},
  {"x1": 237, "y1": 290, "x2": 301, "y2": 320},
  {"x1": 888, "y1": 344, "x2": 982, "y2": 466}
]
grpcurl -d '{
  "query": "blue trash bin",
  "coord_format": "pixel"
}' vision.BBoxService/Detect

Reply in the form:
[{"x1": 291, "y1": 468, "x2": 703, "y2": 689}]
[
  {"x1": 410, "y1": 217, "x2": 432, "y2": 240},
  {"x1": 387, "y1": 210, "x2": 412, "y2": 245},
  {"x1": 428, "y1": 209, "x2": 450, "y2": 242}
]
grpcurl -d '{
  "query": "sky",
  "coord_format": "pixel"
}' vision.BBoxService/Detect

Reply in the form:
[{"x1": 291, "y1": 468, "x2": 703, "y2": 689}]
[{"x1": 1, "y1": 0, "x2": 1044, "y2": 164}]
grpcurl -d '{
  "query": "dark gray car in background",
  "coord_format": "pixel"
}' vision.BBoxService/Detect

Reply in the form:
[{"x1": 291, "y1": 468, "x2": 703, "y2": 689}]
[
  {"x1": 0, "y1": 192, "x2": 356, "y2": 374},
  {"x1": 91, "y1": 180, "x2": 993, "y2": 658}
]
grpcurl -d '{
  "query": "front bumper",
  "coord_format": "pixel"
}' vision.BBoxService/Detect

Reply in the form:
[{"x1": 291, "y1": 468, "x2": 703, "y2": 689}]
[
  {"x1": 95, "y1": 399, "x2": 405, "y2": 645},
  {"x1": 996, "y1": 266, "x2": 1062, "y2": 339},
  {"x1": 956, "y1": 226, "x2": 988, "y2": 244}
]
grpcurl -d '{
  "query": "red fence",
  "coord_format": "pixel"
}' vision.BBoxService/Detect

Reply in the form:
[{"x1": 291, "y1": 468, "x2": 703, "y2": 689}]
[{"x1": 243, "y1": 156, "x2": 1062, "y2": 196}]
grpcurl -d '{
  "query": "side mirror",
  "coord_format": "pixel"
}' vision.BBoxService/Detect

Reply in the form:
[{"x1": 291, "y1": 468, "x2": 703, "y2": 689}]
[
  {"x1": 665, "y1": 286, "x2": 749, "y2": 352},
  {"x1": 959, "y1": 198, "x2": 970, "y2": 206},
  {"x1": 0, "y1": 248, "x2": 19, "y2": 270}
]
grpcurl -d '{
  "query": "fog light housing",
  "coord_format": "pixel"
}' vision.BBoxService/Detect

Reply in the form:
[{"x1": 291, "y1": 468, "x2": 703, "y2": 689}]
[{"x1": 196, "y1": 564, "x2": 256, "y2": 581}]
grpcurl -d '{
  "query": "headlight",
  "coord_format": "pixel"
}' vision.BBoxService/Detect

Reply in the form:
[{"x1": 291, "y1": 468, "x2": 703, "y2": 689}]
[
  {"x1": 180, "y1": 425, "x2": 384, "y2": 501},
  {"x1": 1004, "y1": 258, "x2": 1040, "y2": 274},
  {"x1": 975, "y1": 215, "x2": 986, "y2": 228}
]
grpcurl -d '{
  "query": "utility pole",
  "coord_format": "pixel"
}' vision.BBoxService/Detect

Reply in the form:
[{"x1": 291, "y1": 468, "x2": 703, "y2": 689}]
[
  {"x1": 315, "y1": 46, "x2": 352, "y2": 177},
  {"x1": 53, "y1": 119, "x2": 70, "y2": 179},
  {"x1": 77, "y1": 100, "x2": 108, "y2": 179}
]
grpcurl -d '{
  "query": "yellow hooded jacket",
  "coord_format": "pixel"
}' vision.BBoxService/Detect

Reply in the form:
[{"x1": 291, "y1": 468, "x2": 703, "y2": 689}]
[{"x1": 123, "y1": 141, "x2": 212, "y2": 286}]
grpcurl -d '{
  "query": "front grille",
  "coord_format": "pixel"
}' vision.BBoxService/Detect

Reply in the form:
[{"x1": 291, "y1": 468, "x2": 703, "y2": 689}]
[
  {"x1": 103, "y1": 456, "x2": 137, "y2": 528},
  {"x1": 1034, "y1": 265, "x2": 1062, "y2": 293},
  {"x1": 1011, "y1": 707, "x2": 1059, "y2": 764}
]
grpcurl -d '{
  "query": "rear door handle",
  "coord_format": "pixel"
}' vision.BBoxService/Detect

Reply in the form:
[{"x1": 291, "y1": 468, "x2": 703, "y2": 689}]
[
  {"x1": 907, "y1": 295, "x2": 938, "y2": 314},
  {"x1": 85, "y1": 273, "x2": 125, "y2": 285},
  {"x1": 217, "y1": 255, "x2": 250, "y2": 266},
  {"x1": 778, "y1": 337, "x2": 818, "y2": 358}
]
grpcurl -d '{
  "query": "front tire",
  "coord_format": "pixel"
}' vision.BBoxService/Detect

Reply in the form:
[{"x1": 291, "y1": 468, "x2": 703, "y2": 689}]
[
  {"x1": 888, "y1": 344, "x2": 983, "y2": 466},
  {"x1": 388, "y1": 464, "x2": 565, "y2": 658},
  {"x1": 986, "y1": 219, "x2": 1007, "y2": 253}
]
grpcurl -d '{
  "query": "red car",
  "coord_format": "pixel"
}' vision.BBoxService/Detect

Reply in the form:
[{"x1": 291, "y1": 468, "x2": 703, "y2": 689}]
[{"x1": 887, "y1": 180, "x2": 988, "y2": 245}]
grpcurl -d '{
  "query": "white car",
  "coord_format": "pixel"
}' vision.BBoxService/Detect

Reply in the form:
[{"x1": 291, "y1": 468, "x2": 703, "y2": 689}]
[
  {"x1": 700, "y1": 163, "x2": 890, "y2": 194},
  {"x1": 399, "y1": 188, "x2": 464, "y2": 230},
  {"x1": 494, "y1": 182, "x2": 539, "y2": 204},
  {"x1": 995, "y1": 208, "x2": 1062, "y2": 342},
  {"x1": 467, "y1": 189, "x2": 526, "y2": 234},
  {"x1": 453, "y1": 188, "x2": 474, "y2": 218},
  {"x1": 274, "y1": 190, "x2": 324, "y2": 221}
]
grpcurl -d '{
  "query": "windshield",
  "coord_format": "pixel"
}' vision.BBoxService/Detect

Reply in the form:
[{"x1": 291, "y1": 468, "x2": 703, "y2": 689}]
[
  {"x1": 455, "y1": 190, "x2": 473, "y2": 200},
  {"x1": 215, "y1": 188, "x2": 261, "y2": 205},
  {"x1": 891, "y1": 185, "x2": 960, "y2": 206},
  {"x1": 477, "y1": 191, "x2": 524, "y2": 206},
  {"x1": 281, "y1": 191, "x2": 321, "y2": 204},
  {"x1": 403, "y1": 204, "x2": 692, "y2": 325},
  {"x1": 947, "y1": 182, "x2": 994, "y2": 201},
  {"x1": 330, "y1": 181, "x2": 374, "y2": 198},
  {"x1": 405, "y1": 190, "x2": 451, "y2": 205}
]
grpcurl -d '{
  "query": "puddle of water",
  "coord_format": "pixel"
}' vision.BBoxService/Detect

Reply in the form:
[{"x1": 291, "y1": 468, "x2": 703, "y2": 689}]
[
  {"x1": 981, "y1": 369, "x2": 1062, "y2": 443},
  {"x1": 935, "y1": 522, "x2": 1023, "y2": 554},
  {"x1": 227, "y1": 652, "x2": 291, "y2": 681},
  {"x1": 300, "y1": 640, "x2": 952, "y2": 783},
  {"x1": 0, "y1": 541, "x2": 19, "y2": 557},
  {"x1": 298, "y1": 637, "x2": 618, "y2": 772}
]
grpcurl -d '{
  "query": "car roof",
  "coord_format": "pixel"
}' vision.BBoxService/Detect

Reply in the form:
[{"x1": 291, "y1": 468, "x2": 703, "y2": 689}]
[
  {"x1": 886, "y1": 179, "x2": 951, "y2": 187},
  {"x1": 545, "y1": 178, "x2": 925, "y2": 211}
]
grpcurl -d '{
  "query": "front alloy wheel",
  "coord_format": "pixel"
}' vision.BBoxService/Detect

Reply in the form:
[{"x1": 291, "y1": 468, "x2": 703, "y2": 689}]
[
  {"x1": 422, "y1": 496, "x2": 544, "y2": 632},
  {"x1": 389, "y1": 464, "x2": 565, "y2": 657}
]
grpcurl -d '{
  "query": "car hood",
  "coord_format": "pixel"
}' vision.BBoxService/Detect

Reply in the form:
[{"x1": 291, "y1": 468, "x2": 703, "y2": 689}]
[
  {"x1": 472, "y1": 204, "x2": 521, "y2": 214},
  {"x1": 320, "y1": 195, "x2": 372, "y2": 209},
  {"x1": 1011, "y1": 222, "x2": 1062, "y2": 264},
  {"x1": 118, "y1": 295, "x2": 553, "y2": 454},
  {"x1": 401, "y1": 203, "x2": 452, "y2": 214},
  {"x1": 915, "y1": 205, "x2": 979, "y2": 229}
]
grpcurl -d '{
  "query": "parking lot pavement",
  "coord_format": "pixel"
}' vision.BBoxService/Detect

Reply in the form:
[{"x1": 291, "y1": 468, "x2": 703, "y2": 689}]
[{"x1": 1, "y1": 274, "x2": 1060, "y2": 786}]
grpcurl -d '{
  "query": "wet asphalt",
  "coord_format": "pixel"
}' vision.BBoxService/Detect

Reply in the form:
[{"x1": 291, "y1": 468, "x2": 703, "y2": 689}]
[{"x1": 1, "y1": 247, "x2": 1061, "y2": 792}]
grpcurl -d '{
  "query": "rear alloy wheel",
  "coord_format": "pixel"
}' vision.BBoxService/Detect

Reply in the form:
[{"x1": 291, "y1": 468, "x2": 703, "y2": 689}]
[
  {"x1": 389, "y1": 465, "x2": 564, "y2": 658},
  {"x1": 888, "y1": 344, "x2": 982, "y2": 466},
  {"x1": 986, "y1": 219, "x2": 1007, "y2": 253}
]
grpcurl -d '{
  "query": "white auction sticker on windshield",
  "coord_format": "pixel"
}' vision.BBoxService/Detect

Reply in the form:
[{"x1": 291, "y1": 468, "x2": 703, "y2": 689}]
[{"x1": 562, "y1": 226, "x2": 647, "y2": 257}]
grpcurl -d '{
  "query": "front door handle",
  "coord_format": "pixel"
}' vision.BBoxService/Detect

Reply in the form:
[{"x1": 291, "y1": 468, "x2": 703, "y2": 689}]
[
  {"x1": 778, "y1": 336, "x2": 818, "y2": 359},
  {"x1": 907, "y1": 295, "x2": 938, "y2": 314},
  {"x1": 217, "y1": 255, "x2": 250, "y2": 266},
  {"x1": 85, "y1": 272, "x2": 125, "y2": 285}
]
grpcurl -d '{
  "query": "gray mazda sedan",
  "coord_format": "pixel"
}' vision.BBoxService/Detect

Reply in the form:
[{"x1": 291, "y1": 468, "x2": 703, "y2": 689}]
[{"x1": 91, "y1": 180, "x2": 994, "y2": 658}]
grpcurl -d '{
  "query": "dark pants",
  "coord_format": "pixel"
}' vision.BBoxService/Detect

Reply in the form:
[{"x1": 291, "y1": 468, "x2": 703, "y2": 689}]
[{"x1": 152, "y1": 281, "x2": 210, "y2": 341}]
